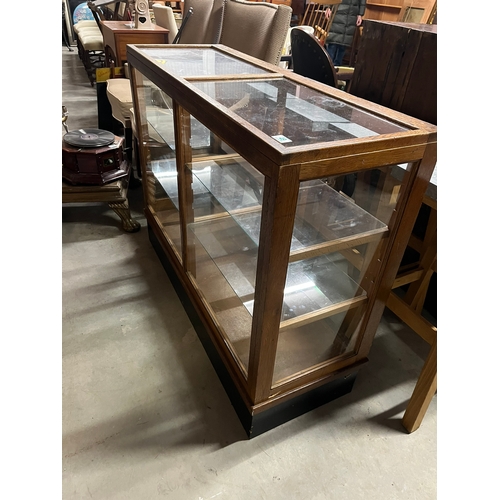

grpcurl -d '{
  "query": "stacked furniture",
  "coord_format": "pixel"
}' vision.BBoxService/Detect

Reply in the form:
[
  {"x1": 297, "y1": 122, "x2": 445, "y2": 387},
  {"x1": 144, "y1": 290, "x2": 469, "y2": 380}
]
[{"x1": 73, "y1": 18, "x2": 105, "y2": 85}]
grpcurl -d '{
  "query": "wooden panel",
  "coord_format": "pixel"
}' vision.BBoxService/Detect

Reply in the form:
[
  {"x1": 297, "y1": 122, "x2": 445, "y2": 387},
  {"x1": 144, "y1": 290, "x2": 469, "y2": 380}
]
[{"x1": 350, "y1": 20, "x2": 437, "y2": 125}]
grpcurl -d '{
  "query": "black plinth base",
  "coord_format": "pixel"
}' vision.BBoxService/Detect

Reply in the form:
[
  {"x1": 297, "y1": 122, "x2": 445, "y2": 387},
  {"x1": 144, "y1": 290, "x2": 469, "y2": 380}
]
[{"x1": 148, "y1": 224, "x2": 357, "y2": 438}]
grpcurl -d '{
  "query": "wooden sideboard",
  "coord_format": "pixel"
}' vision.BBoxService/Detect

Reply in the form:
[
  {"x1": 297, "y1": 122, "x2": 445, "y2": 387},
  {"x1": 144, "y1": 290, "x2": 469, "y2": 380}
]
[{"x1": 100, "y1": 20, "x2": 169, "y2": 67}]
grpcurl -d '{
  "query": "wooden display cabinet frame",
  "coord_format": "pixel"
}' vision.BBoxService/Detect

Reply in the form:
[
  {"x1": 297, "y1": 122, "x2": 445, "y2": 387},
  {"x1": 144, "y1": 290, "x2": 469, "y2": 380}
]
[{"x1": 127, "y1": 44, "x2": 437, "y2": 437}]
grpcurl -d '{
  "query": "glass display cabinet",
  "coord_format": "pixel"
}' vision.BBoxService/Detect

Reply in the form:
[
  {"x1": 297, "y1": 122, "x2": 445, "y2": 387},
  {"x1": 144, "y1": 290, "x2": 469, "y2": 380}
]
[{"x1": 127, "y1": 44, "x2": 437, "y2": 437}]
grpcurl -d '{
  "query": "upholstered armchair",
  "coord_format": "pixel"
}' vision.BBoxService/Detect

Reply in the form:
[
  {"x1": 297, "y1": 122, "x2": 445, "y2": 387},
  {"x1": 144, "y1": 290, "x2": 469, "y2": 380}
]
[
  {"x1": 219, "y1": 0, "x2": 292, "y2": 65},
  {"x1": 176, "y1": 0, "x2": 225, "y2": 44}
]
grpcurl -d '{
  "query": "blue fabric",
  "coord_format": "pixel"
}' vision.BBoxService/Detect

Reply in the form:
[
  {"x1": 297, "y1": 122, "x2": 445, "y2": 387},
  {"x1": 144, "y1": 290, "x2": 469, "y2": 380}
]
[
  {"x1": 326, "y1": 44, "x2": 347, "y2": 66},
  {"x1": 73, "y1": 3, "x2": 94, "y2": 24}
]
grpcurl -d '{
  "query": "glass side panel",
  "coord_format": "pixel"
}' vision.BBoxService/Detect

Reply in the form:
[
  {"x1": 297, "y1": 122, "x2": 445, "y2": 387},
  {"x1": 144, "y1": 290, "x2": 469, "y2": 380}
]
[
  {"x1": 131, "y1": 71, "x2": 182, "y2": 259},
  {"x1": 192, "y1": 79, "x2": 409, "y2": 147},
  {"x1": 133, "y1": 73, "x2": 237, "y2": 261},
  {"x1": 137, "y1": 47, "x2": 273, "y2": 77},
  {"x1": 272, "y1": 164, "x2": 409, "y2": 385},
  {"x1": 187, "y1": 160, "x2": 264, "y2": 374}
]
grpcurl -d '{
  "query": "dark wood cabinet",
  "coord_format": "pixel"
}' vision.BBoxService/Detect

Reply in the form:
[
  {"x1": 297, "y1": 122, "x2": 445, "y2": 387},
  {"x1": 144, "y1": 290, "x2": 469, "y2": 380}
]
[{"x1": 350, "y1": 20, "x2": 437, "y2": 126}]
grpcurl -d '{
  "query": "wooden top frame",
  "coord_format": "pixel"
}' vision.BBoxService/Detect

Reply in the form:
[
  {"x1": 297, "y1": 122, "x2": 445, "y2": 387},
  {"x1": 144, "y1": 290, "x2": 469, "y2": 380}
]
[{"x1": 126, "y1": 44, "x2": 436, "y2": 179}]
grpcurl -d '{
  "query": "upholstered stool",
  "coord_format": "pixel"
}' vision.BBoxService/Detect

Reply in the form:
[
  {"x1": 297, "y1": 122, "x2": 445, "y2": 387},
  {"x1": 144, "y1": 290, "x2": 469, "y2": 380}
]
[
  {"x1": 74, "y1": 19, "x2": 101, "y2": 61},
  {"x1": 78, "y1": 28, "x2": 105, "y2": 86}
]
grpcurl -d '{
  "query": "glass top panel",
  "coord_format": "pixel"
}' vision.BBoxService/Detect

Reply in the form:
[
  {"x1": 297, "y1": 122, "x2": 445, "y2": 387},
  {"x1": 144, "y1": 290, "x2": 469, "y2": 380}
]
[
  {"x1": 137, "y1": 47, "x2": 273, "y2": 78},
  {"x1": 192, "y1": 79, "x2": 409, "y2": 147}
]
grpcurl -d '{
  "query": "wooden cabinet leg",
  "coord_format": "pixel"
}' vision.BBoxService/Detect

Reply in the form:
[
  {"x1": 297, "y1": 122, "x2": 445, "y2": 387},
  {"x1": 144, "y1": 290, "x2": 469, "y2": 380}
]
[{"x1": 402, "y1": 339, "x2": 437, "y2": 433}]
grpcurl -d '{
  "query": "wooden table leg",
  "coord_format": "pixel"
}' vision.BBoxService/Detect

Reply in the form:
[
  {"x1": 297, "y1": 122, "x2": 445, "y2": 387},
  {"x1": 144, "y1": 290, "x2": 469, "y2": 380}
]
[
  {"x1": 62, "y1": 172, "x2": 141, "y2": 233},
  {"x1": 109, "y1": 199, "x2": 141, "y2": 233},
  {"x1": 402, "y1": 339, "x2": 437, "y2": 433}
]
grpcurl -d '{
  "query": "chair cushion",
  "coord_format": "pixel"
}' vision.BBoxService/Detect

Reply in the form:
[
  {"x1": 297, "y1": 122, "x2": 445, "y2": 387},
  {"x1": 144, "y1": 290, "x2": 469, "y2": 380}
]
[
  {"x1": 80, "y1": 35, "x2": 104, "y2": 51},
  {"x1": 77, "y1": 27, "x2": 102, "y2": 36},
  {"x1": 73, "y1": 20, "x2": 99, "y2": 34}
]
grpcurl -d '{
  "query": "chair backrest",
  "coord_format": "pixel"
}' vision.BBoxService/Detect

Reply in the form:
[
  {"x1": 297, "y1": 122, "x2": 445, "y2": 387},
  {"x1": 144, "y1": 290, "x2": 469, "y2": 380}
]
[
  {"x1": 219, "y1": 0, "x2": 292, "y2": 65},
  {"x1": 177, "y1": 0, "x2": 225, "y2": 44},
  {"x1": 300, "y1": 0, "x2": 341, "y2": 45},
  {"x1": 290, "y1": 26, "x2": 339, "y2": 87},
  {"x1": 152, "y1": 4, "x2": 178, "y2": 43}
]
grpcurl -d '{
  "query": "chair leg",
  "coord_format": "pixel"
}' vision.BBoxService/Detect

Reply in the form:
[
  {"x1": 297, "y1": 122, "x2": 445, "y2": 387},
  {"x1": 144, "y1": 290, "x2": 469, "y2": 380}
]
[{"x1": 402, "y1": 339, "x2": 437, "y2": 433}]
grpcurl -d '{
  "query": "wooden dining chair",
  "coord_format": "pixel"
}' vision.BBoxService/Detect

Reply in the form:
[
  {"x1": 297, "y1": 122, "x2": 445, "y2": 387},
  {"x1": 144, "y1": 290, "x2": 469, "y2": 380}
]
[
  {"x1": 300, "y1": 0, "x2": 341, "y2": 45},
  {"x1": 387, "y1": 194, "x2": 437, "y2": 433},
  {"x1": 290, "y1": 26, "x2": 353, "y2": 90}
]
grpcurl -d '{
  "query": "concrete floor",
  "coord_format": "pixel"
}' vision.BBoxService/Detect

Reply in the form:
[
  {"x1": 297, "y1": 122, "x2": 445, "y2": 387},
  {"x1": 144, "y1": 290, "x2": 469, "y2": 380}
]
[{"x1": 62, "y1": 46, "x2": 436, "y2": 499}]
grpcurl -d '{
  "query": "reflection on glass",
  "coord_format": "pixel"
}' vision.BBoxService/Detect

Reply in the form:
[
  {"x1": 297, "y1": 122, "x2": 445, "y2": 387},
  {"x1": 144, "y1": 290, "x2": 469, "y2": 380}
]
[
  {"x1": 185, "y1": 158, "x2": 409, "y2": 384},
  {"x1": 192, "y1": 79, "x2": 408, "y2": 147},
  {"x1": 132, "y1": 73, "x2": 182, "y2": 257},
  {"x1": 272, "y1": 164, "x2": 407, "y2": 385},
  {"x1": 139, "y1": 47, "x2": 273, "y2": 77}
]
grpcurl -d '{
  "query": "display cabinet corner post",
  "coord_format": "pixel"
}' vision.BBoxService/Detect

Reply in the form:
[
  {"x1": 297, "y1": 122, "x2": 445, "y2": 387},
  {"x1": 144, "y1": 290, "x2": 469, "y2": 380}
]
[{"x1": 247, "y1": 164, "x2": 302, "y2": 403}]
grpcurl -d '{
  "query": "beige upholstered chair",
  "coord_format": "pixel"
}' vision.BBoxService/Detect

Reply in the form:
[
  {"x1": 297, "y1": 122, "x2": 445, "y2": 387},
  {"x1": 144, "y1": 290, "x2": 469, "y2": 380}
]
[
  {"x1": 177, "y1": 0, "x2": 225, "y2": 44},
  {"x1": 219, "y1": 0, "x2": 292, "y2": 65},
  {"x1": 152, "y1": 3, "x2": 178, "y2": 43}
]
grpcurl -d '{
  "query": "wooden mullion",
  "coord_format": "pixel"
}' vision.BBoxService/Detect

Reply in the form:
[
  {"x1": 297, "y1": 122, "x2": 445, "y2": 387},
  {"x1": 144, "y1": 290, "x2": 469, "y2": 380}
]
[
  {"x1": 185, "y1": 73, "x2": 283, "y2": 82},
  {"x1": 173, "y1": 102, "x2": 195, "y2": 274}
]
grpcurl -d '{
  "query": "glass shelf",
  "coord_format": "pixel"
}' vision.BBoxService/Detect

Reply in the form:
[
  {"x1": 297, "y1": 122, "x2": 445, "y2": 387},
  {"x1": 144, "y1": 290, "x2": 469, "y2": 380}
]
[
  {"x1": 189, "y1": 156, "x2": 388, "y2": 252},
  {"x1": 146, "y1": 105, "x2": 211, "y2": 150},
  {"x1": 189, "y1": 215, "x2": 366, "y2": 327},
  {"x1": 182, "y1": 156, "x2": 386, "y2": 328}
]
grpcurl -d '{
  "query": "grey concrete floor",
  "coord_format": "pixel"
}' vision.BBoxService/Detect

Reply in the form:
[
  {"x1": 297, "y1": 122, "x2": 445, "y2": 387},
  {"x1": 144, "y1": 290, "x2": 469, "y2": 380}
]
[{"x1": 62, "y1": 46, "x2": 436, "y2": 499}]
